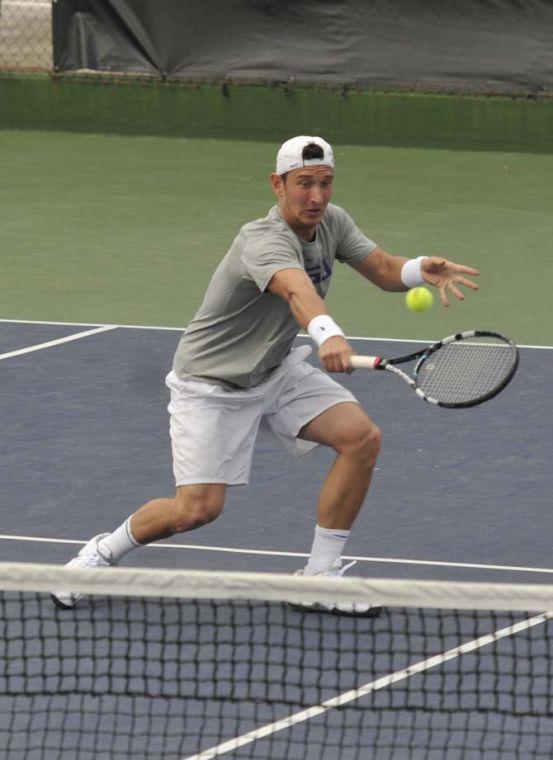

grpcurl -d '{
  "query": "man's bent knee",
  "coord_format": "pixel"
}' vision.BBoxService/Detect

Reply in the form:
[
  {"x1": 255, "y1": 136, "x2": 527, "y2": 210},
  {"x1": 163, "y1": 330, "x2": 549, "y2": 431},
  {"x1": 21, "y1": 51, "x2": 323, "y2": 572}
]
[
  {"x1": 338, "y1": 421, "x2": 382, "y2": 463},
  {"x1": 171, "y1": 484, "x2": 226, "y2": 533}
]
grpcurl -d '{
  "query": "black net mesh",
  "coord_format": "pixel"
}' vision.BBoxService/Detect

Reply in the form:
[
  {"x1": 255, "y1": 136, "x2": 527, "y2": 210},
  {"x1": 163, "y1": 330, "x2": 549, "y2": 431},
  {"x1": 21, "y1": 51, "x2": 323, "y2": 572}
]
[{"x1": 2, "y1": 576, "x2": 553, "y2": 759}]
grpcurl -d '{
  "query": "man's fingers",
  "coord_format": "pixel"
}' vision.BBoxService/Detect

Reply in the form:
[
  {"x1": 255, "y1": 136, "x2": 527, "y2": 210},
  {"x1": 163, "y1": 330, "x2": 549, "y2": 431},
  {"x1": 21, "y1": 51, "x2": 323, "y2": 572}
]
[
  {"x1": 450, "y1": 284, "x2": 465, "y2": 301},
  {"x1": 321, "y1": 351, "x2": 353, "y2": 373},
  {"x1": 422, "y1": 258, "x2": 480, "y2": 308},
  {"x1": 429, "y1": 259, "x2": 480, "y2": 276},
  {"x1": 456, "y1": 276, "x2": 479, "y2": 291},
  {"x1": 453, "y1": 264, "x2": 480, "y2": 276}
]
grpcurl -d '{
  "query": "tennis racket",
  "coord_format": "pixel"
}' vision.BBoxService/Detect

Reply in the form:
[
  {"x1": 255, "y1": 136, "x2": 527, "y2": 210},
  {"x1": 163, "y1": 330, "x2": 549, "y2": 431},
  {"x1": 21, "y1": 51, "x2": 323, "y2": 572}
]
[{"x1": 350, "y1": 331, "x2": 519, "y2": 408}]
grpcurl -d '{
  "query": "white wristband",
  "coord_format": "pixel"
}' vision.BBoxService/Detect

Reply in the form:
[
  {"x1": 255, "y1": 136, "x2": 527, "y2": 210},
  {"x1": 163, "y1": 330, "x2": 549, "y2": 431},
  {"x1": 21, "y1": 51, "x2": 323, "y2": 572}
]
[
  {"x1": 307, "y1": 315, "x2": 345, "y2": 348},
  {"x1": 401, "y1": 256, "x2": 428, "y2": 288}
]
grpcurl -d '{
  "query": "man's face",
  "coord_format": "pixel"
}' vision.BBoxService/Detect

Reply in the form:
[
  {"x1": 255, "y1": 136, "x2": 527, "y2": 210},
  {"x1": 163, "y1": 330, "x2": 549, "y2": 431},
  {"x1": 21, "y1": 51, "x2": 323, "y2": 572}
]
[{"x1": 271, "y1": 165, "x2": 334, "y2": 239}]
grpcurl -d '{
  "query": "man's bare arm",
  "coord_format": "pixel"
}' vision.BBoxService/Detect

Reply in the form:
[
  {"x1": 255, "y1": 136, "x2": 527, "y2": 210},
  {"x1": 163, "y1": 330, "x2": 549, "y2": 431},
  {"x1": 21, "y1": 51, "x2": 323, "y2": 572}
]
[
  {"x1": 352, "y1": 248, "x2": 480, "y2": 305},
  {"x1": 267, "y1": 268, "x2": 353, "y2": 372},
  {"x1": 267, "y1": 268, "x2": 330, "y2": 327}
]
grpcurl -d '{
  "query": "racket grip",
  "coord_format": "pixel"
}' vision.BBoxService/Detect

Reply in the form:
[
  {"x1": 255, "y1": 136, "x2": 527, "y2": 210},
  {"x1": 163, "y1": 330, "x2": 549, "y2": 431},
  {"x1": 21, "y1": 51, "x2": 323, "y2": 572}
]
[{"x1": 350, "y1": 355, "x2": 380, "y2": 370}]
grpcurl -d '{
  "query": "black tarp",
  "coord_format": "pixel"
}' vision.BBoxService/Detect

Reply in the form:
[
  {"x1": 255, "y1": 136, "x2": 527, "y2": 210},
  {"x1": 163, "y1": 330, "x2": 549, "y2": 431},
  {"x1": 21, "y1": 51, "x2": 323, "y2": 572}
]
[{"x1": 53, "y1": 0, "x2": 553, "y2": 94}]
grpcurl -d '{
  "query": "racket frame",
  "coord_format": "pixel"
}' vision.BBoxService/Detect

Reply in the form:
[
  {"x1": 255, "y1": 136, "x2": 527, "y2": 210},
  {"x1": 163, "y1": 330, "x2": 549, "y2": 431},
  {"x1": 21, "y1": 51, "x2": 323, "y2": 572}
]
[{"x1": 350, "y1": 330, "x2": 519, "y2": 408}]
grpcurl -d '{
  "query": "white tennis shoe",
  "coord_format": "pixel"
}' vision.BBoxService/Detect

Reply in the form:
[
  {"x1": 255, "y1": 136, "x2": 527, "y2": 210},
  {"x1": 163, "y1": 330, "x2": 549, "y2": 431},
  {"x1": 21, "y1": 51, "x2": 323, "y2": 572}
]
[
  {"x1": 50, "y1": 533, "x2": 115, "y2": 609},
  {"x1": 291, "y1": 560, "x2": 382, "y2": 618}
]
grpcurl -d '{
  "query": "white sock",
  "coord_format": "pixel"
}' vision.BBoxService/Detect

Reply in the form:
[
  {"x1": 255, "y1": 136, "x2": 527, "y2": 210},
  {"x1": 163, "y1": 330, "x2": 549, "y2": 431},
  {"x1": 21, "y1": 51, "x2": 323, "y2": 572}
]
[
  {"x1": 304, "y1": 524, "x2": 350, "y2": 576},
  {"x1": 98, "y1": 517, "x2": 141, "y2": 563}
]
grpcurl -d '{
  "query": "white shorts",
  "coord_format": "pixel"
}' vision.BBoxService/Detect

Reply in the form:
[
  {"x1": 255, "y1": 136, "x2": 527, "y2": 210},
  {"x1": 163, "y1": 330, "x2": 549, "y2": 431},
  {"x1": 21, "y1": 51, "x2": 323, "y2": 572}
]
[{"x1": 166, "y1": 345, "x2": 358, "y2": 486}]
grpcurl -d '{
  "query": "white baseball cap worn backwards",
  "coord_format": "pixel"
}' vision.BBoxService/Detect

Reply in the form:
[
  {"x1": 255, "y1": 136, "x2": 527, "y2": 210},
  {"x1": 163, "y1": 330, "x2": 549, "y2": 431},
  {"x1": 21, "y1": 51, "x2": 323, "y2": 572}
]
[{"x1": 276, "y1": 135, "x2": 334, "y2": 175}]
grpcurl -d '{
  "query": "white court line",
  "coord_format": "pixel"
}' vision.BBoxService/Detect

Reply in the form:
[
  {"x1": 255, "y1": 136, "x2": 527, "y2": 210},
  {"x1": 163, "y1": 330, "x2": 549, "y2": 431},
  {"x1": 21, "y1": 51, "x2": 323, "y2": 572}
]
[
  {"x1": 0, "y1": 318, "x2": 183, "y2": 333},
  {"x1": 0, "y1": 325, "x2": 117, "y2": 361},
  {"x1": 1, "y1": 533, "x2": 553, "y2": 576},
  {"x1": 0, "y1": 319, "x2": 551, "y2": 349},
  {"x1": 183, "y1": 610, "x2": 553, "y2": 759}
]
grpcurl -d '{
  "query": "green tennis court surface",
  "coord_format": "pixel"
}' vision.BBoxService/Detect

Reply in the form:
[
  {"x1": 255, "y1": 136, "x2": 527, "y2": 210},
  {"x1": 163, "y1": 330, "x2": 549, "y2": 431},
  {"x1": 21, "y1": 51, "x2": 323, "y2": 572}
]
[{"x1": 2, "y1": 130, "x2": 551, "y2": 345}]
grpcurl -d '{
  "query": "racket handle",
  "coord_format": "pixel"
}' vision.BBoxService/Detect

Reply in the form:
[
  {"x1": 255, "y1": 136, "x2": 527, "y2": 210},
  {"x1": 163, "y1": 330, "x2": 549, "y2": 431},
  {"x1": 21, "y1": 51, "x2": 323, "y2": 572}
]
[{"x1": 350, "y1": 355, "x2": 381, "y2": 370}]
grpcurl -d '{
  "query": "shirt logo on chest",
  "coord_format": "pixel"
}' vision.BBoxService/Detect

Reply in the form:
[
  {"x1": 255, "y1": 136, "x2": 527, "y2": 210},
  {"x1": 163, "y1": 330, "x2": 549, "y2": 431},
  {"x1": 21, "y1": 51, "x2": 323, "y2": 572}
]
[{"x1": 304, "y1": 259, "x2": 332, "y2": 285}]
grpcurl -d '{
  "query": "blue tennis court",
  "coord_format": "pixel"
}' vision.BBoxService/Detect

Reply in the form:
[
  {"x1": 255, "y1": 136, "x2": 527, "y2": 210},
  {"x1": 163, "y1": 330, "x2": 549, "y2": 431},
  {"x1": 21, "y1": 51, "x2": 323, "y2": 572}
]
[
  {"x1": 1, "y1": 318, "x2": 550, "y2": 584},
  {"x1": 1, "y1": 316, "x2": 553, "y2": 759}
]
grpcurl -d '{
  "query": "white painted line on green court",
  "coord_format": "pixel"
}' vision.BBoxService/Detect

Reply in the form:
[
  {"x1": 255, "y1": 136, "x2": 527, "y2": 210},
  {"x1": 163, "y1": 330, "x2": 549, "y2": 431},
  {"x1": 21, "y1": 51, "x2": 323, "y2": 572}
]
[
  {"x1": 1, "y1": 533, "x2": 552, "y2": 575},
  {"x1": 183, "y1": 610, "x2": 553, "y2": 760},
  {"x1": 0, "y1": 325, "x2": 117, "y2": 361}
]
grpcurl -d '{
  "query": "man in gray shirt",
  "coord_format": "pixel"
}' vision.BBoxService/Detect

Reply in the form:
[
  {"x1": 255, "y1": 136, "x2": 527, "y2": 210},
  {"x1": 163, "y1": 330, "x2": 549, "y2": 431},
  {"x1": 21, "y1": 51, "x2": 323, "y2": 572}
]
[{"x1": 52, "y1": 136, "x2": 479, "y2": 615}]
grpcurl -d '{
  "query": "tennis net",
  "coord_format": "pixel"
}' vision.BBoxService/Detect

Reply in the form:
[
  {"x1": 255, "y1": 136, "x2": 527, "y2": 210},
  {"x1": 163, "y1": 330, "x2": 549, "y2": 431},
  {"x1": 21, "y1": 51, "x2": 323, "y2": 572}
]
[{"x1": 1, "y1": 562, "x2": 553, "y2": 759}]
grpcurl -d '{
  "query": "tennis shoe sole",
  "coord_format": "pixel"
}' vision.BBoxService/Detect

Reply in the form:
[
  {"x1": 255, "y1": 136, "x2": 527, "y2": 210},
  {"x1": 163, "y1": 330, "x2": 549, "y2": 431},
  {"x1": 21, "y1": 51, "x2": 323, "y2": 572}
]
[{"x1": 288, "y1": 600, "x2": 382, "y2": 618}]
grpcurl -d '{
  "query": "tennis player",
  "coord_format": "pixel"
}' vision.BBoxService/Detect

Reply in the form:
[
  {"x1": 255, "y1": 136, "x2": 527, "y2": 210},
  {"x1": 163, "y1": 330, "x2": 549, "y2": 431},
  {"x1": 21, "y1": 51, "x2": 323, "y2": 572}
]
[{"x1": 52, "y1": 136, "x2": 479, "y2": 615}]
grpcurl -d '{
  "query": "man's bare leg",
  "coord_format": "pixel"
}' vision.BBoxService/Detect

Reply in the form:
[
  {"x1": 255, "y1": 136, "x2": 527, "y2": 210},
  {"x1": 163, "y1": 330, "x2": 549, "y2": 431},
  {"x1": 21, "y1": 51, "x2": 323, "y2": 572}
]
[
  {"x1": 298, "y1": 401, "x2": 381, "y2": 574},
  {"x1": 299, "y1": 401, "x2": 381, "y2": 528},
  {"x1": 93, "y1": 484, "x2": 227, "y2": 563},
  {"x1": 129, "y1": 484, "x2": 227, "y2": 543},
  {"x1": 50, "y1": 484, "x2": 227, "y2": 609}
]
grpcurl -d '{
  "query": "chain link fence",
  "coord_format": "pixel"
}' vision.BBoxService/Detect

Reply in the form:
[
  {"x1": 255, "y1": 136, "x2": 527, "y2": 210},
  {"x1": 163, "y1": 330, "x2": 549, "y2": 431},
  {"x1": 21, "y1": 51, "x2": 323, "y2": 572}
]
[{"x1": 0, "y1": 0, "x2": 53, "y2": 72}]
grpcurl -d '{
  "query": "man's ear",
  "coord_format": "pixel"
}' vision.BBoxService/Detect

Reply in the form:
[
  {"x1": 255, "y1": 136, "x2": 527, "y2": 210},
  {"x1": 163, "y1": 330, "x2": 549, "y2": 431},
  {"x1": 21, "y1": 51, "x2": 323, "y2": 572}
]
[{"x1": 269, "y1": 172, "x2": 284, "y2": 197}]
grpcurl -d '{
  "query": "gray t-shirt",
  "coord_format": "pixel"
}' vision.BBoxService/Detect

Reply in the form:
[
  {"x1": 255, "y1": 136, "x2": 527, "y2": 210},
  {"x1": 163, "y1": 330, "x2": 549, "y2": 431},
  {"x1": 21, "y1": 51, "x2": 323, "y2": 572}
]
[{"x1": 172, "y1": 203, "x2": 377, "y2": 388}]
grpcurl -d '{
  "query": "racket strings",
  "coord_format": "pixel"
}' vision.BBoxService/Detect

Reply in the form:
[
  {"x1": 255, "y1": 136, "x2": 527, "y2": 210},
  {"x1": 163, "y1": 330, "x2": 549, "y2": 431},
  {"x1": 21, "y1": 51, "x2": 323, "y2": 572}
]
[{"x1": 415, "y1": 339, "x2": 517, "y2": 405}]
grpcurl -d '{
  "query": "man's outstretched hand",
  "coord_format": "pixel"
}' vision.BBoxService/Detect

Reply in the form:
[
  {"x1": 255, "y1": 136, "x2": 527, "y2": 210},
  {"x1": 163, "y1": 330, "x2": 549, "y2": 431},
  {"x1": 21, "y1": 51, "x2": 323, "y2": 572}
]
[{"x1": 422, "y1": 257, "x2": 480, "y2": 307}]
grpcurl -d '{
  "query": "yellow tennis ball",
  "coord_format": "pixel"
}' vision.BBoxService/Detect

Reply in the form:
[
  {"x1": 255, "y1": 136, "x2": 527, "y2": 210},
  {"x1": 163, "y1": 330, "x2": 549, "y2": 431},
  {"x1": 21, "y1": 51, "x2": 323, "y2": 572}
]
[{"x1": 405, "y1": 286, "x2": 434, "y2": 313}]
